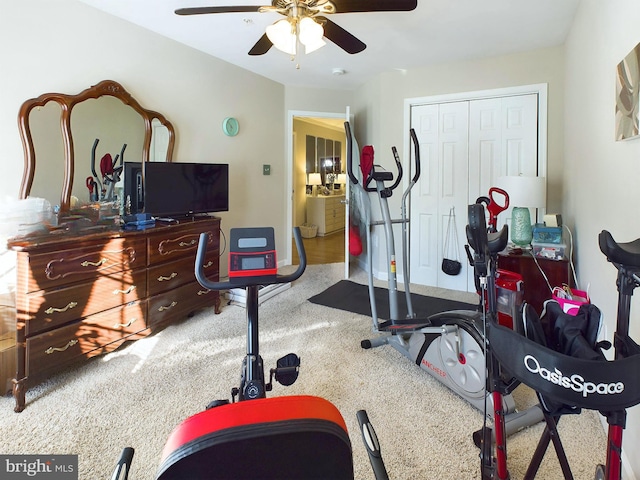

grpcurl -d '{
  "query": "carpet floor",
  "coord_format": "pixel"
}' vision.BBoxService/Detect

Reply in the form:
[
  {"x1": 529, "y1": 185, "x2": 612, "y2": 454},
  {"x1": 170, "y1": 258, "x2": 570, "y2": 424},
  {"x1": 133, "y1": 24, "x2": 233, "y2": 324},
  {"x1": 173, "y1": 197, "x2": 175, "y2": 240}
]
[{"x1": 0, "y1": 264, "x2": 608, "y2": 479}]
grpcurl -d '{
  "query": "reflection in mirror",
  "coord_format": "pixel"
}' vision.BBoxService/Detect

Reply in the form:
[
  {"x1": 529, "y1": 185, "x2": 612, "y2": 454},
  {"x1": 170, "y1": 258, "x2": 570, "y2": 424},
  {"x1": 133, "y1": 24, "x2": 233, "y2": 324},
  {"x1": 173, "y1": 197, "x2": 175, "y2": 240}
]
[
  {"x1": 29, "y1": 102, "x2": 65, "y2": 209},
  {"x1": 150, "y1": 118, "x2": 170, "y2": 162},
  {"x1": 18, "y1": 80, "x2": 175, "y2": 215},
  {"x1": 71, "y1": 96, "x2": 144, "y2": 204}
]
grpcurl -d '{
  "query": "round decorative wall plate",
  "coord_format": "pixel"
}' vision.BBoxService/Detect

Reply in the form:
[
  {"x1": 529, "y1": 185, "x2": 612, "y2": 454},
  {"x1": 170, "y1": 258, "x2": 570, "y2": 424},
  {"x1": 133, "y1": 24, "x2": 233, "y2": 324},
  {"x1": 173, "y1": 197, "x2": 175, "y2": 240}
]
[{"x1": 222, "y1": 117, "x2": 239, "y2": 136}]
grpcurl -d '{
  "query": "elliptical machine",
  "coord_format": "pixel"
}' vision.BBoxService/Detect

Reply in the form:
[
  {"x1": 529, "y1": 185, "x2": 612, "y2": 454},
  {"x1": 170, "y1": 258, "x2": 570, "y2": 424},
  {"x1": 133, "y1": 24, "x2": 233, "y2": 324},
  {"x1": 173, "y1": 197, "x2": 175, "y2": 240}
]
[{"x1": 345, "y1": 121, "x2": 543, "y2": 436}]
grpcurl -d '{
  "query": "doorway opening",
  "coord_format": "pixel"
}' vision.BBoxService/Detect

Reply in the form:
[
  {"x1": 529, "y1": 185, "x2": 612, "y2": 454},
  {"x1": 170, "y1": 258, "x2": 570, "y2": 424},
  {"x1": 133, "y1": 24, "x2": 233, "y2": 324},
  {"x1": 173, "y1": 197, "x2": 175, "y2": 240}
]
[{"x1": 286, "y1": 111, "x2": 348, "y2": 266}]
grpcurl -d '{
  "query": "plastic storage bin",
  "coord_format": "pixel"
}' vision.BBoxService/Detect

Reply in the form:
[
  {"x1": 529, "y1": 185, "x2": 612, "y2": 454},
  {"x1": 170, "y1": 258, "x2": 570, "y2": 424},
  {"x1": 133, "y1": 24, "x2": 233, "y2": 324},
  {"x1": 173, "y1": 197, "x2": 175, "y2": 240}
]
[
  {"x1": 533, "y1": 224, "x2": 563, "y2": 244},
  {"x1": 532, "y1": 241, "x2": 567, "y2": 260}
]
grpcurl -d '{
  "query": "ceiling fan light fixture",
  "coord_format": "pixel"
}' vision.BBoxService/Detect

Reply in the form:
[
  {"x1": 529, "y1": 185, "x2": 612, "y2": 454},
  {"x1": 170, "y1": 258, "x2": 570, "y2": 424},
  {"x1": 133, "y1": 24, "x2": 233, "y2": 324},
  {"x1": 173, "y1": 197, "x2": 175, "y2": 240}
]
[
  {"x1": 299, "y1": 16, "x2": 325, "y2": 54},
  {"x1": 266, "y1": 18, "x2": 297, "y2": 55}
]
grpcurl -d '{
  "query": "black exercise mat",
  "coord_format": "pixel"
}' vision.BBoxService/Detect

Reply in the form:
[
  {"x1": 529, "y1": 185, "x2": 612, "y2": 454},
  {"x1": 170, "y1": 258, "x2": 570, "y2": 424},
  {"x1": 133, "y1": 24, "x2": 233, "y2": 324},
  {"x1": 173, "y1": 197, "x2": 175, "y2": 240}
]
[{"x1": 308, "y1": 279, "x2": 476, "y2": 320}]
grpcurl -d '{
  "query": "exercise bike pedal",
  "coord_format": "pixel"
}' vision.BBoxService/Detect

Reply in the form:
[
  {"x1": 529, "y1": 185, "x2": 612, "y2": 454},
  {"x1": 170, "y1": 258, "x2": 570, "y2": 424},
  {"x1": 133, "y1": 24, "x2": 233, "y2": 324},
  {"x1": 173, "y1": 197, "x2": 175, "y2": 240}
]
[{"x1": 268, "y1": 353, "x2": 300, "y2": 389}]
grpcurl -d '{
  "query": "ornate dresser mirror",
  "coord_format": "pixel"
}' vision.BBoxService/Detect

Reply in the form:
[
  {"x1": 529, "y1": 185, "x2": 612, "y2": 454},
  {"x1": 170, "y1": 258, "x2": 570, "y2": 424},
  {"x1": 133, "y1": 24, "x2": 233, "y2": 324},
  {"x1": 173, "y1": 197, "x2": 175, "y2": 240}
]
[
  {"x1": 18, "y1": 80, "x2": 175, "y2": 214},
  {"x1": 6, "y1": 81, "x2": 225, "y2": 413}
]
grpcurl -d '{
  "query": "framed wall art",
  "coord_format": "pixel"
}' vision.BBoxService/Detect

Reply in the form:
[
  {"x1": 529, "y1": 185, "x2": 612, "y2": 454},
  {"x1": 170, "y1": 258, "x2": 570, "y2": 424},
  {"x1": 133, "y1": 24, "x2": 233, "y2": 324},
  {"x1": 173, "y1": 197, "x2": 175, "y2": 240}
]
[{"x1": 616, "y1": 42, "x2": 640, "y2": 140}]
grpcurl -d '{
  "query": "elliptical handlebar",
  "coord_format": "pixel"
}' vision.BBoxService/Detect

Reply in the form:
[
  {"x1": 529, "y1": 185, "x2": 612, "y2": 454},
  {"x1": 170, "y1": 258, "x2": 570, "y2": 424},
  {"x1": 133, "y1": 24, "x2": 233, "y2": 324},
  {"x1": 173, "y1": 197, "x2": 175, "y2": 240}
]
[
  {"x1": 344, "y1": 121, "x2": 421, "y2": 190},
  {"x1": 388, "y1": 147, "x2": 404, "y2": 192},
  {"x1": 409, "y1": 128, "x2": 420, "y2": 184},
  {"x1": 344, "y1": 121, "x2": 359, "y2": 187},
  {"x1": 194, "y1": 227, "x2": 307, "y2": 291}
]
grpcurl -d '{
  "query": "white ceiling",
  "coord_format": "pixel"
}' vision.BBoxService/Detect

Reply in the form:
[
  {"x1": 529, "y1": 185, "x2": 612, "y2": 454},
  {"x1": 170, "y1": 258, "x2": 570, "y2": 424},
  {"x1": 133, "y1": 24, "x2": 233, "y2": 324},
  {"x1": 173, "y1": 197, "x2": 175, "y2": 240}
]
[{"x1": 77, "y1": 0, "x2": 580, "y2": 90}]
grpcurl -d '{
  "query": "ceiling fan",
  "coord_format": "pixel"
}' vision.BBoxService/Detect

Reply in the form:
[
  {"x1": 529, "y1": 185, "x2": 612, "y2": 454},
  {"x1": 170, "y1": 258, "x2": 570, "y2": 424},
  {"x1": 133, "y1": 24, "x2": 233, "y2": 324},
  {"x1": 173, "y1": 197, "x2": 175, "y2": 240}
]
[{"x1": 175, "y1": 0, "x2": 418, "y2": 56}]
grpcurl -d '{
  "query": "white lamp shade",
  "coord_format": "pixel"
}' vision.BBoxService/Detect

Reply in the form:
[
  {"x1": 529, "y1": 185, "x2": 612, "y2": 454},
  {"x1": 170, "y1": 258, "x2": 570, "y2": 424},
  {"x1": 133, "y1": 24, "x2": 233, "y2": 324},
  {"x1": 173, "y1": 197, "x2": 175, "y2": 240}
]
[
  {"x1": 497, "y1": 175, "x2": 546, "y2": 208},
  {"x1": 336, "y1": 174, "x2": 347, "y2": 185},
  {"x1": 308, "y1": 173, "x2": 322, "y2": 186},
  {"x1": 266, "y1": 19, "x2": 296, "y2": 55},
  {"x1": 299, "y1": 17, "x2": 325, "y2": 54}
]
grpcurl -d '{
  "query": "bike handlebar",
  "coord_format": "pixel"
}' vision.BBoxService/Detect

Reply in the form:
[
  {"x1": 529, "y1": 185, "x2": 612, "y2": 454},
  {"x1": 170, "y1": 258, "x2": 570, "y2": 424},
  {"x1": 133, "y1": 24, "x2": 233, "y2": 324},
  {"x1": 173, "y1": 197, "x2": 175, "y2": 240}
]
[{"x1": 194, "y1": 227, "x2": 307, "y2": 291}]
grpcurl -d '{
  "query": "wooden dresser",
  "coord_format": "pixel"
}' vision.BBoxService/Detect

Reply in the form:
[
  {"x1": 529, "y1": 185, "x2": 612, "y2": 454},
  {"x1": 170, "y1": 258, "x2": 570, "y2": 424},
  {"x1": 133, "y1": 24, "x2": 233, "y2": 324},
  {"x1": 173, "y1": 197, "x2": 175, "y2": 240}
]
[
  {"x1": 6, "y1": 216, "x2": 221, "y2": 412},
  {"x1": 306, "y1": 195, "x2": 345, "y2": 236}
]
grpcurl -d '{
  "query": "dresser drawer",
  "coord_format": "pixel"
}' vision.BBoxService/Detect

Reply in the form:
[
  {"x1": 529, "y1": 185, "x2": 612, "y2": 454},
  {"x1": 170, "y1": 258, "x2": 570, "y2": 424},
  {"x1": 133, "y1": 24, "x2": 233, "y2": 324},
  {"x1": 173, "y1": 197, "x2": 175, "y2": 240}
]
[
  {"x1": 148, "y1": 220, "x2": 220, "y2": 265},
  {"x1": 324, "y1": 196, "x2": 344, "y2": 208},
  {"x1": 22, "y1": 237, "x2": 147, "y2": 294},
  {"x1": 148, "y1": 249, "x2": 219, "y2": 297},
  {"x1": 25, "y1": 300, "x2": 147, "y2": 377},
  {"x1": 148, "y1": 281, "x2": 218, "y2": 329},
  {"x1": 22, "y1": 269, "x2": 146, "y2": 336}
]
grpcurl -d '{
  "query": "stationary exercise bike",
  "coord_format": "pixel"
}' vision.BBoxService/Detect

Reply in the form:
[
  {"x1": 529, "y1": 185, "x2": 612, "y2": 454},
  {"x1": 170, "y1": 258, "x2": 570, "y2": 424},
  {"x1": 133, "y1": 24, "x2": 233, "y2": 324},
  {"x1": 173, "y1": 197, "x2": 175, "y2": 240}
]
[
  {"x1": 112, "y1": 226, "x2": 389, "y2": 479},
  {"x1": 485, "y1": 230, "x2": 640, "y2": 480},
  {"x1": 345, "y1": 121, "x2": 543, "y2": 436}
]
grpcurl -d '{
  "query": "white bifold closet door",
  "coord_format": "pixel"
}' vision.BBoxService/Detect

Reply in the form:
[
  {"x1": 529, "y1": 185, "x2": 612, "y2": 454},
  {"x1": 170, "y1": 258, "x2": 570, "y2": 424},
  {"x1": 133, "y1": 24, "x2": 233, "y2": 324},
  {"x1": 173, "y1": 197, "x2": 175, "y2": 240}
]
[{"x1": 409, "y1": 94, "x2": 538, "y2": 292}]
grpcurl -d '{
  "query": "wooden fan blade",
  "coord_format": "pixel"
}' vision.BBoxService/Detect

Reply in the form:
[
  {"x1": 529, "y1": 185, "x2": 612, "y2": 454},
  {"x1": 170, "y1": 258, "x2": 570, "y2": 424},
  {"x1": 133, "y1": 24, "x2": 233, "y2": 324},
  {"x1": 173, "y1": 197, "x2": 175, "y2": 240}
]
[
  {"x1": 319, "y1": 17, "x2": 366, "y2": 54},
  {"x1": 175, "y1": 6, "x2": 263, "y2": 15},
  {"x1": 331, "y1": 0, "x2": 417, "y2": 14},
  {"x1": 248, "y1": 33, "x2": 273, "y2": 56}
]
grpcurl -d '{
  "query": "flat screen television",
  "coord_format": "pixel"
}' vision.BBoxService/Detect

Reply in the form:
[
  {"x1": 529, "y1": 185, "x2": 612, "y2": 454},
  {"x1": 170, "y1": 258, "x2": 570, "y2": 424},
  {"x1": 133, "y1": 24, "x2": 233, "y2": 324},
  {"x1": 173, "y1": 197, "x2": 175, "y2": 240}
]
[{"x1": 124, "y1": 161, "x2": 229, "y2": 218}]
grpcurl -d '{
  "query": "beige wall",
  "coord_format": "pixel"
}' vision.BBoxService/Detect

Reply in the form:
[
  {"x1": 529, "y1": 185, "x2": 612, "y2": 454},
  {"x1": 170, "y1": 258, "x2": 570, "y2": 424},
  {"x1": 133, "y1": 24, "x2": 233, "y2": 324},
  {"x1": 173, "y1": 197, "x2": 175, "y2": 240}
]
[
  {"x1": 350, "y1": 47, "x2": 566, "y2": 282},
  {"x1": 353, "y1": 46, "x2": 565, "y2": 211},
  {"x1": 0, "y1": 2, "x2": 357, "y2": 266},
  {"x1": 564, "y1": 3, "x2": 640, "y2": 478}
]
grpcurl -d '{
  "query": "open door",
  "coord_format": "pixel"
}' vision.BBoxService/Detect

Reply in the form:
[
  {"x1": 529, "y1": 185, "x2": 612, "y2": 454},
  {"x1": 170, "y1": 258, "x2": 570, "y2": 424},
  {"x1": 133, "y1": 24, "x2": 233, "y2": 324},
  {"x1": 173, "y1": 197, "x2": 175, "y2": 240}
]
[
  {"x1": 343, "y1": 108, "x2": 354, "y2": 279},
  {"x1": 287, "y1": 109, "x2": 352, "y2": 276}
]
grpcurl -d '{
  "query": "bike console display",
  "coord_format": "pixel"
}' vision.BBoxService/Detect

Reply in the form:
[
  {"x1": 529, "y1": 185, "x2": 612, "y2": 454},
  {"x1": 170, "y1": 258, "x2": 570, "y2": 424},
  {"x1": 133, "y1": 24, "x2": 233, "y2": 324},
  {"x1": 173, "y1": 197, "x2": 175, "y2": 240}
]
[{"x1": 229, "y1": 227, "x2": 277, "y2": 281}]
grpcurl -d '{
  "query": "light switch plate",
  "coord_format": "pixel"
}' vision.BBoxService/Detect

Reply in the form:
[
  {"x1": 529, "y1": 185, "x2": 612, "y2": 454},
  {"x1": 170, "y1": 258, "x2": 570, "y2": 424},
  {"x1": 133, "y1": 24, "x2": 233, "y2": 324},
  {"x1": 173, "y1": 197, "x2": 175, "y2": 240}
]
[{"x1": 263, "y1": 164, "x2": 271, "y2": 175}]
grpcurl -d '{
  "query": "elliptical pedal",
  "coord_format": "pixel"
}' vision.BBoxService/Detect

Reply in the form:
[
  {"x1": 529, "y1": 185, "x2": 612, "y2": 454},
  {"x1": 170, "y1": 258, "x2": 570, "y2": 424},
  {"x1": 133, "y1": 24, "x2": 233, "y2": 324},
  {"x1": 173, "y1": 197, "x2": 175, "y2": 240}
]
[{"x1": 376, "y1": 319, "x2": 433, "y2": 333}]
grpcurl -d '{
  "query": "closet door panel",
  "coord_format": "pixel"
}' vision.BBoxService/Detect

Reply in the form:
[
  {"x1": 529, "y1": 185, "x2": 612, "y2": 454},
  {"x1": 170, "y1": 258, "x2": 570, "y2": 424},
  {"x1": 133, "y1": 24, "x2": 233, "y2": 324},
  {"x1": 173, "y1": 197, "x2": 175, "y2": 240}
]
[
  {"x1": 410, "y1": 104, "x2": 439, "y2": 286},
  {"x1": 502, "y1": 94, "x2": 538, "y2": 177},
  {"x1": 411, "y1": 93, "x2": 539, "y2": 293},
  {"x1": 499, "y1": 94, "x2": 539, "y2": 227},
  {"x1": 436, "y1": 102, "x2": 469, "y2": 292},
  {"x1": 469, "y1": 98, "x2": 503, "y2": 208}
]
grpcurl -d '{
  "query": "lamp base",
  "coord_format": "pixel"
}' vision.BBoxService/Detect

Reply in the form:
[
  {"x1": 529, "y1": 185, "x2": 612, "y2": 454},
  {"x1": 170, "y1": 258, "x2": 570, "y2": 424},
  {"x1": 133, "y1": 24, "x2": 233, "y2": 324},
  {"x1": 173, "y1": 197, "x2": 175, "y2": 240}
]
[{"x1": 511, "y1": 207, "x2": 533, "y2": 247}]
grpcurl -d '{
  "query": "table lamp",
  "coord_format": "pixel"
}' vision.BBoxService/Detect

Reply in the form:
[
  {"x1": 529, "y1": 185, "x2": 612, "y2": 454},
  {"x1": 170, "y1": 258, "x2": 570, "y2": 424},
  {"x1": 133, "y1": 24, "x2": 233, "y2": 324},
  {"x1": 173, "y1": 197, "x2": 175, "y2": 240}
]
[
  {"x1": 497, "y1": 175, "x2": 546, "y2": 247},
  {"x1": 336, "y1": 173, "x2": 347, "y2": 191},
  {"x1": 308, "y1": 173, "x2": 322, "y2": 197}
]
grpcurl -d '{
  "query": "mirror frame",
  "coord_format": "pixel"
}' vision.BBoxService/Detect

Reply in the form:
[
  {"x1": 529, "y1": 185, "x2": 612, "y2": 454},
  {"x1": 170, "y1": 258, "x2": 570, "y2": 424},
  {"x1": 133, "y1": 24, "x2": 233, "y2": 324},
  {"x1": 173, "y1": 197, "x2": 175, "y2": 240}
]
[{"x1": 18, "y1": 79, "x2": 175, "y2": 213}]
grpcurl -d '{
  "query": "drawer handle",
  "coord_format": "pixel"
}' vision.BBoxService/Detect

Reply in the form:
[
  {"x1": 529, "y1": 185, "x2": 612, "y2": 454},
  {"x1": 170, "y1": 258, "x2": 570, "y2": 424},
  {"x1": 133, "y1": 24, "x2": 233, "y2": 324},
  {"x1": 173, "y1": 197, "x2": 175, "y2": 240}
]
[
  {"x1": 45, "y1": 339, "x2": 78, "y2": 355},
  {"x1": 158, "y1": 301, "x2": 178, "y2": 312},
  {"x1": 179, "y1": 239, "x2": 197, "y2": 247},
  {"x1": 114, "y1": 318, "x2": 138, "y2": 328},
  {"x1": 204, "y1": 261, "x2": 213, "y2": 268},
  {"x1": 45, "y1": 301, "x2": 78, "y2": 315},
  {"x1": 197, "y1": 289, "x2": 211, "y2": 296},
  {"x1": 157, "y1": 273, "x2": 178, "y2": 282},
  {"x1": 81, "y1": 258, "x2": 107, "y2": 267},
  {"x1": 113, "y1": 285, "x2": 136, "y2": 295}
]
